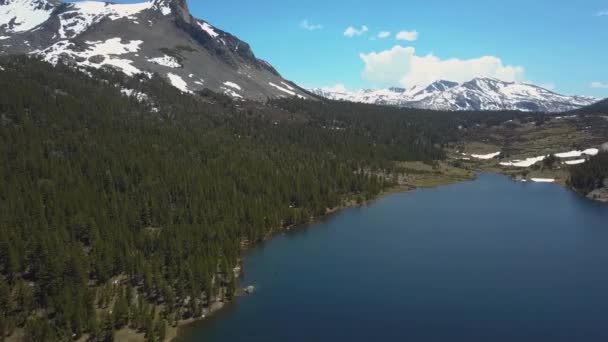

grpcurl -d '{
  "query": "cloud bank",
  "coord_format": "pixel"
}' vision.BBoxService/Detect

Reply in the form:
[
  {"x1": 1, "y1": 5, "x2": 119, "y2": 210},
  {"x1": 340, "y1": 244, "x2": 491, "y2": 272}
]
[
  {"x1": 591, "y1": 81, "x2": 608, "y2": 89},
  {"x1": 377, "y1": 31, "x2": 391, "y2": 39},
  {"x1": 396, "y1": 30, "x2": 419, "y2": 41},
  {"x1": 300, "y1": 19, "x2": 323, "y2": 31},
  {"x1": 359, "y1": 45, "x2": 525, "y2": 87},
  {"x1": 344, "y1": 25, "x2": 369, "y2": 37}
]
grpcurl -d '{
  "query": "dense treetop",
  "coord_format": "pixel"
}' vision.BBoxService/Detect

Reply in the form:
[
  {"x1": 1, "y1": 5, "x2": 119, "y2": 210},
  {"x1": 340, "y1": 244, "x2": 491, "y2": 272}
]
[{"x1": 0, "y1": 56, "x2": 458, "y2": 340}]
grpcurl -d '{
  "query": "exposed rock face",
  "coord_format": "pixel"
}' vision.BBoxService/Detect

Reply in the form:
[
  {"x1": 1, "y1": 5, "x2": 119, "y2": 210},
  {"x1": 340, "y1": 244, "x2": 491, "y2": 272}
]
[{"x1": 0, "y1": 0, "x2": 309, "y2": 100}]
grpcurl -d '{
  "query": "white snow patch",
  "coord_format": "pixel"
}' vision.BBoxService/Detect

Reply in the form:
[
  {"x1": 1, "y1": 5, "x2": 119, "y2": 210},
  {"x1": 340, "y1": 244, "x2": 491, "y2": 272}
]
[
  {"x1": 555, "y1": 151, "x2": 583, "y2": 158},
  {"x1": 269, "y1": 82, "x2": 306, "y2": 99},
  {"x1": 500, "y1": 155, "x2": 547, "y2": 168},
  {"x1": 223, "y1": 81, "x2": 241, "y2": 90},
  {"x1": 531, "y1": 178, "x2": 556, "y2": 183},
  {"x1": 471, "y1": 152, "x2": 501, "y2": 160},
  {"x1": 33, "y1": 38, "x2": 144, "y2": 76},
  {"x1": 221, "y1": 87, "x2": 243, "y2": 99},
  {"x1": 0, "y1": 36, "x2": 10, "y2": 40},
  {"x1": 167, "y1": 73, "x2": 190, "y2": 93},
  {"x1": 86, "y1": 38, "x2": 142, "y2": 55},
  {"x1": 555, "y1": 148, "x2": 599, "y2": 158},
  {"x1": 154, "y1": 2, "x2": 171, "y2": 15},
  {"x1": 147, "y1": 55, "x2": 181, "y2": 68},
  {"x1": 583, "y1": 148, "x2": 599, "y2": 156},
  {"x1": 198, "y1": 22, "x2": 219, "y2": 38},
  {"x1": 564, "y1": 159, "x2": 586, "y2": 165},
  {"x1": 0, "y1": 0, "x2": 54, "y2": 33},
  {"x1": 120, "y1": 88, "x2": 148, "y2": 102},
  {"x1": 554, "y1": 115, "x2": 577, "y2": 120},
  {"x1": 57, "y1": 1, "x2": 153, "y2": 39},
  {"x1": 0, "y1": 65, "x2": 4, "y2": 71},
  {"x1": 281, "y1": 81, "x2": 295, "y2": 91}
]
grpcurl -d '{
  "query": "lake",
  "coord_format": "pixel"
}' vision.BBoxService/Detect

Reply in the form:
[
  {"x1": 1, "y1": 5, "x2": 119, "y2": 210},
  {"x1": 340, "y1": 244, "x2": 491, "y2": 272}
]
[{"x1": 178, "y1": 173, "x2": 608, "y2": 342}]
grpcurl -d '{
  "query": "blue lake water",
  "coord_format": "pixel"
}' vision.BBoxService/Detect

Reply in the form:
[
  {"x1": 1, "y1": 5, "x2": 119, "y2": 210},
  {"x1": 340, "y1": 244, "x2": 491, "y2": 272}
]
[{"x1": 179, "y1": 173, "x2": 608, "y2": 342}]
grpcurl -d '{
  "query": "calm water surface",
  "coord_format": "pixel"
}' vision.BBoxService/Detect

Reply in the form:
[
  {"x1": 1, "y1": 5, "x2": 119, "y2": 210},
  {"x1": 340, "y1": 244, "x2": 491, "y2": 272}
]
[{"x1": 179, "y1": 173, "x2": 608, "y2": 342}]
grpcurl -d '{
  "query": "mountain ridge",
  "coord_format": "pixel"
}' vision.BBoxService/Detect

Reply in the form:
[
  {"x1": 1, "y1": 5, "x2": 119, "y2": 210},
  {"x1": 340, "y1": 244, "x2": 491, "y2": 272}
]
[
  {"x1": 0, "y1": 0, "x2": 310, "y2": 100},
  {"x1": 311, "y1": 78, "x2": 598, "y2": 112}
]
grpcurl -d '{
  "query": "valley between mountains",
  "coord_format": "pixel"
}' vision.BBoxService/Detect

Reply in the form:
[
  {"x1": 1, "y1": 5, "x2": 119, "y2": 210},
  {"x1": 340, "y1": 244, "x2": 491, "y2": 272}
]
[{"x1": 1, "y1": 0, "x2": 608, "y2": 341}]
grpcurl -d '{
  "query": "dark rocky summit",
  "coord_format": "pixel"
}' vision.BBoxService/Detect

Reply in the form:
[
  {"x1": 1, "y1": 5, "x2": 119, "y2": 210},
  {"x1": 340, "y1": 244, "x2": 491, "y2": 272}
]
[{"x1": 0, "y1": 0, "x2": 310, "y2": 100}]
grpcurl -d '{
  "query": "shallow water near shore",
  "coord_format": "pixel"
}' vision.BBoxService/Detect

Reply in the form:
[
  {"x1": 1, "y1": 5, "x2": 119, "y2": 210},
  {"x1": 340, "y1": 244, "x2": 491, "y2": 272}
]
[{"x1": 178, "y1": 173, "x2": 608, "y2": 342}]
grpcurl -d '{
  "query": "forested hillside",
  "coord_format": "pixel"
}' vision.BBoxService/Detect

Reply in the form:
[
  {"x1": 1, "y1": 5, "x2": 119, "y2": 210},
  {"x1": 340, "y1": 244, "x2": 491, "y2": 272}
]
[
  {"x1": 0, "y1": 56, "x2": 454, "y2": 341},
  {"x1": 569, "y1": 152, "x2": 608, "y2": 194}
]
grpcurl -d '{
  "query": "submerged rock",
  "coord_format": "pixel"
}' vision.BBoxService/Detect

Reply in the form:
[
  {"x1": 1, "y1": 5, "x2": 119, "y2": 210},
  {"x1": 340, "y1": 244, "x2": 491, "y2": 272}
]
[
  {"x1": 588, "y1": 188, "x2": 608, "y2": 203},
  {"x1": 243, "y1": 285, "x2": 255, "y2": 294}
]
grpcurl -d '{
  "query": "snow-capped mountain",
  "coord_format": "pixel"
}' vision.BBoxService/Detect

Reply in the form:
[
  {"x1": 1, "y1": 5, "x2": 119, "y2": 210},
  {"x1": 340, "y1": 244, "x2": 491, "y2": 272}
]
[
  {"x1": 0, "y1": 0, "x2": 308, "y2": 100},
  {"x1": 311, "y1": 78, "x2": 598, "y2": 112}
]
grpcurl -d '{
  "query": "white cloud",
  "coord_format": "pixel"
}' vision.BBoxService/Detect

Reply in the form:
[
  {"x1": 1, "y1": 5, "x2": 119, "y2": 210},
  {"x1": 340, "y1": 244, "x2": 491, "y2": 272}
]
[
  {"x1": 396, "y1": 30, "x2": 419, "y2": 41},
  {"x1": 359, "y1": 45, "x2": 525, "y2": 87},
  {"x1": 377, "y1": 31, "x2": 391, "y2": 39},
  {"x1": 595, "y1": 10, "x2": 608, "y2": 16},
  {"x1": 591, "y1": 81, "x2": 608, "y2": 89},
  {"x1": 300, "y1": 19, "x2": 323, "y2": 31},
  {"x1": 344, "y1": 25, "x2": 369, "y2": 38}
]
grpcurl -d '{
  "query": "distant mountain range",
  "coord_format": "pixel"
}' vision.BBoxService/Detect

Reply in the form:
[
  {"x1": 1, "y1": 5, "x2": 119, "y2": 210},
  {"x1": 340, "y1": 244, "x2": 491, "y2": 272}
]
[
  {"x1": 311, "y1": 78, "x2": 598, "y2": 112},
  {"x1": 0, "y1": 0, "x2": 601, "y2": 112},
  {"x1": 0, "y1": 0, "x2": 309, "y2": 100}
]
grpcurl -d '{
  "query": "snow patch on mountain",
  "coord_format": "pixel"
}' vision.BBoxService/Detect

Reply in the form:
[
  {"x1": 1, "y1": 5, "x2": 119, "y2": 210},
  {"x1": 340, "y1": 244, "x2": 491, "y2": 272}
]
[
  {"x1": 471, "y1": 152, "x2": 501, "y2": 160},
  {"x1": 280, "y1": 81, "x2": 295, "y2": 91},
  {"x1": 58, "y1": 1, "x2": 153, "y2": 38},
  {"x1": 86, "y1": 38, "x2": 142, "y2": 55},
  {"x1": 223, "y1": 81, "x2": 241, "y2": 90},
  {"x1": 555, "y1": 149, "x2": 599, "y2": 158},
  {"x1": 0, "y1": 0, "x2": 54, "y2": 33},
  {"x1": 121, "y1": 88, "x2": 149, "y2": 102},
  {"x1": 152, "y1": 0, "x2": 171, "y2": 15},
  {"x1": 564, "y1": 159, "x2": 586, "y2": 165},
  {"x1": 221, "y1": 86, "x2": 243, "y2": 99},
  {"x1": 147, "y1": 55, "x2": 181, "y2": 68},
  {"x1": 198, "y1": 22, "x2": 218, "y2": 38},
  {"x1": 34, "y1": 38, "x2": 145, "y2": 75},
  {"x1": 500, "y1": 156, "x2": 547, "y2": 168},
  {"x1": 167, "y1": 73, "x2": 189, "y2": 93},
  {"x1": 269, "y1": 82, "x2": 306, "y2": 99}
]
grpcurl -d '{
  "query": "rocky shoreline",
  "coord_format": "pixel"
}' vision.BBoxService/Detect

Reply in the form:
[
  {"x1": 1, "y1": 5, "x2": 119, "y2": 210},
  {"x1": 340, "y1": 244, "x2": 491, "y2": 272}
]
[{"x1": 587, "y1": 187, "x2": 608, "y2": 203}]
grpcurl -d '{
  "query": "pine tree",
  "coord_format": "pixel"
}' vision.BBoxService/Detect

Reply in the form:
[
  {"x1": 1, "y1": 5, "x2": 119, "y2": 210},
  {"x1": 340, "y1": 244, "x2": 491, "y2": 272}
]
[
  {"x1": 155, "y1": 319, "x2": 166, "y2": 342},
  {"x1": 113, "y1": 288, "x2": 129, "y2": 329},
  {"x1": 145, "y1": 316, "x2": 155, "y2": 342}
]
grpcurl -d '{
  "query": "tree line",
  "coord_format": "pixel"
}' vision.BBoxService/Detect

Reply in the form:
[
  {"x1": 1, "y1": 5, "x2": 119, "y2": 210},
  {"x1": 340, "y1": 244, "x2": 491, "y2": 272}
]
[{"x1": 0, "y1": 56, "x2": 457, "y2": 341}]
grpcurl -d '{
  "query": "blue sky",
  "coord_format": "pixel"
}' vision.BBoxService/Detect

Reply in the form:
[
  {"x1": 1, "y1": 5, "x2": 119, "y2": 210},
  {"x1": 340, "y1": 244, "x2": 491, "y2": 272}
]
[{"x1": 121, "y1": 0, "x2": 608, "y2": 97}]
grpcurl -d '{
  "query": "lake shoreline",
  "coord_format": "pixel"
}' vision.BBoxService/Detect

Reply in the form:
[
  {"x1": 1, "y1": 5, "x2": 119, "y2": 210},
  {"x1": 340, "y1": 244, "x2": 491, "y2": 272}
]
[
  {"x1": 140, "y1": 164, "x2": 601, "y2": 341},
  {"x1": 179, "y1": 173, "x2": 608, "y2": 341},
  {"x1": 173, "y1": 164, "x2": 475, "y2": 341}
]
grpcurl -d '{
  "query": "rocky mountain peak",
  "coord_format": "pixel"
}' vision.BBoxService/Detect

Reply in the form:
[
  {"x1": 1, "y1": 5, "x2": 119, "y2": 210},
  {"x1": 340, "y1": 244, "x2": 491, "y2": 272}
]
[
  {"x1": 428, "y1": 80, "x2": 458, "y2": 90},
  {"x1": 152, "y1": 0, "x2": 190, "y2": 22},
  {"x1": 0, "y1": 0, "x2": 308, "y2": 100}
]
